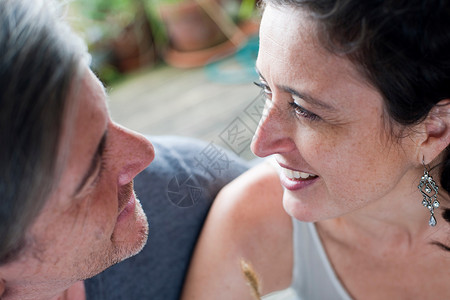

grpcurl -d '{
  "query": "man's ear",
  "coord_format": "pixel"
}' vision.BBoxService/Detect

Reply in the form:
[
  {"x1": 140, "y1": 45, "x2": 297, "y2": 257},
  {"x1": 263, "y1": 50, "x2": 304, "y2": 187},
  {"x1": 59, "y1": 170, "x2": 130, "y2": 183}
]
[
  {"x1": 0, "y1": 277, "x2": 5, "y2": 297},
  {"x1": 419, "y1": 99, "x2": 450, "y2": 164}
]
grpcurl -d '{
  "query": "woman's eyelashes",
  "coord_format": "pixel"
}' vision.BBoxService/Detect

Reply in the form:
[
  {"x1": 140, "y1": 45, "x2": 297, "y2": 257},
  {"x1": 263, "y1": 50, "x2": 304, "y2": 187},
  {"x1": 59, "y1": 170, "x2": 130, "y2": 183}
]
[
  {"x1": 253, "y1": 81, "x2": 272, "y2": 99},
  {"x1": 289, "y1": 101, "x2": 320, "y2": 121},
  {"x1": 254, "y1": 81, "x2": 320, "y2": 122}
]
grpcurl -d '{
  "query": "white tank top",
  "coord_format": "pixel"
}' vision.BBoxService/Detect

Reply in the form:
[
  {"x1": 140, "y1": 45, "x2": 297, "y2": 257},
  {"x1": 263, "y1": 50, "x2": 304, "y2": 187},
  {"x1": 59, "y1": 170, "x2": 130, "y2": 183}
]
[{"x1": 263, "y1": 220, "x2": 352, "y2": 299}]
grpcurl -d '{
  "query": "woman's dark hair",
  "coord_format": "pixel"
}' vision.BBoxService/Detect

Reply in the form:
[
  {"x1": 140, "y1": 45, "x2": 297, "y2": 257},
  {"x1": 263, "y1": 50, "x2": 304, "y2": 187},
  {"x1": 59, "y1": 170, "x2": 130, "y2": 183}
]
[
  {"x1": 263, "y1": 0, "x2": 450, "y2": 195},
  {"x1": 0, "y1": 0, "x2": 87, "y2": 264}
]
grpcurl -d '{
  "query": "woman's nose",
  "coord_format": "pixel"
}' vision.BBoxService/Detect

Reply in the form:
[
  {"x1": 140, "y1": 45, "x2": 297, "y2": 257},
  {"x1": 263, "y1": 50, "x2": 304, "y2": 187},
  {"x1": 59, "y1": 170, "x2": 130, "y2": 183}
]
[
  {"x1": 111, "y1": 123, "x2": 155, "y2": 186},
  {"x1": 251, "y1": 98, "x2": 296, "y2": 157}
]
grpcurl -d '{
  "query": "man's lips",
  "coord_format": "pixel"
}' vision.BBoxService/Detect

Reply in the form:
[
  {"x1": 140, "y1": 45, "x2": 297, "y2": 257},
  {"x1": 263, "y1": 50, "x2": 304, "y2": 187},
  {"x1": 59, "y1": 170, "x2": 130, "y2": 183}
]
[{"x1": 118, "y1": 181, "x2": 134, "y2": 214}]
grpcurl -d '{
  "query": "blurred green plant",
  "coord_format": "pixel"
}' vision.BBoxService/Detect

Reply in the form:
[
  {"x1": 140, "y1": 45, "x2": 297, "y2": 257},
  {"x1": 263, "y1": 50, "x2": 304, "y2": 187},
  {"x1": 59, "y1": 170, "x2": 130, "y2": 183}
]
[
  {"x1": 76, "y1": 0, "x2": 135, "y2": 20},
  {"x1": 72, "y1": 0, "x2": 156, "y2": 85},
  {"x1": 237, "y1": 0, "x2": 257, "y2": 21},
  {"x1": 72, "y1": 0, "x2": 258, "y2": 84},
  {"x1": 75, "y1": 0, "x2": 138, "y2": 40}
]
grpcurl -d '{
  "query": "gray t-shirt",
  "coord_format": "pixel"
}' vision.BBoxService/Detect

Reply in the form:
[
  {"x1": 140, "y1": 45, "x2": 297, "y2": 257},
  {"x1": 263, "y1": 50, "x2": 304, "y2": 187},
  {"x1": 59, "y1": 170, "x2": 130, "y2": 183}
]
[{"x1": 85, "y1": 136, "x2": 249, "y2": 300}]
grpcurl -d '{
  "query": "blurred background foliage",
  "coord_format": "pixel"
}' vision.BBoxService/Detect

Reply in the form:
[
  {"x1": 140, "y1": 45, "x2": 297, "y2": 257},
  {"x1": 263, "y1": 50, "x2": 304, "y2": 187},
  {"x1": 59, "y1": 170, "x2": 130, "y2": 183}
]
[{"x1": 70, "y1": 0, "x2": 260, "y2": 85}]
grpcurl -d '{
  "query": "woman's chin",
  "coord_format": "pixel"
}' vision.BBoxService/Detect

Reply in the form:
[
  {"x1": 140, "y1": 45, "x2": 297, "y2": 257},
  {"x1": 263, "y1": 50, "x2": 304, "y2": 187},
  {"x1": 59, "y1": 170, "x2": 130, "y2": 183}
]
[{"x1": 282, "y1": 192, "x2": 328, "y2": 223}]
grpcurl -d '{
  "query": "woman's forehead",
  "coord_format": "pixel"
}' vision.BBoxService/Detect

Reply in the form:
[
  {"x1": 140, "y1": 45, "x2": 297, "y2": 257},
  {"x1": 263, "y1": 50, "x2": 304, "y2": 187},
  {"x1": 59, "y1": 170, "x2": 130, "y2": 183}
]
[
  {"x1": 260, "y1": 5, "x2": 315, "y2": 45},
  {"x1": 258, "y1": 5, "x2": 362, "y2": 86}
]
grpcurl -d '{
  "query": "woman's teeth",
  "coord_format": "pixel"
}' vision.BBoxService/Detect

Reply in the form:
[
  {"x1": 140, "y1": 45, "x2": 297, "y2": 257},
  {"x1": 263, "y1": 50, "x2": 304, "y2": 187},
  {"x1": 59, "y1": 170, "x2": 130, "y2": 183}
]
[{"x1": 281, "y1": 167, "x2": 317, "y2": 180}]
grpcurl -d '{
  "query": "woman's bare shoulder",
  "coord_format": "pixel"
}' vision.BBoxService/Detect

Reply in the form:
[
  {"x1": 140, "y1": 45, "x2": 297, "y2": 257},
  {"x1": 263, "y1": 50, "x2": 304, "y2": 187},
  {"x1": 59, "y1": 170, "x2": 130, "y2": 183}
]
[
  {"x1": 181, "y1": 161, "x2": 293, "y2": 299},
  {"x1": 215, "y1": 161, "x2": 289, "y2": 230},
  {"x1": 211, "y1": 160, "x2": 290, "y2": 238}
]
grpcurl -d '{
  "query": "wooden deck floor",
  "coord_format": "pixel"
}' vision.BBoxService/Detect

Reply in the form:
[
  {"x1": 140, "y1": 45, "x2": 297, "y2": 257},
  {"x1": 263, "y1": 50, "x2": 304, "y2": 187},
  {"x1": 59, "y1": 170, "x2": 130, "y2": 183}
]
[{"x1": 107, "y1": 53, "x2": 262, "y2": 161}]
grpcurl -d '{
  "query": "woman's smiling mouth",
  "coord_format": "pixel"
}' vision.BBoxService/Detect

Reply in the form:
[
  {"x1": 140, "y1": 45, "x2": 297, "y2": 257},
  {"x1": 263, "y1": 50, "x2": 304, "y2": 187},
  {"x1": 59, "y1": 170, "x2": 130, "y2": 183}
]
[
  {"x1": 281, "y1": 167, "x2": 318, "y2": 180},
  {"x1": 278, "y1": 165, "x2": 319, "y2": 191}
]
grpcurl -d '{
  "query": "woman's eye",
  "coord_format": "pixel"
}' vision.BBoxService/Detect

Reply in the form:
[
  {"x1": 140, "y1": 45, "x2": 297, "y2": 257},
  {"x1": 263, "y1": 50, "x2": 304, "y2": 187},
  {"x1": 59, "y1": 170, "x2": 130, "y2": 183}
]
[
  {"x1": 253, "y1": 80, "x2": 320, "y2": 122},
  {"x1": 253, "y1": 81, "x2": 272, "y2": 99},
  {"x1": 289, "y1": 101, "x2": 320, "y2": 121}
]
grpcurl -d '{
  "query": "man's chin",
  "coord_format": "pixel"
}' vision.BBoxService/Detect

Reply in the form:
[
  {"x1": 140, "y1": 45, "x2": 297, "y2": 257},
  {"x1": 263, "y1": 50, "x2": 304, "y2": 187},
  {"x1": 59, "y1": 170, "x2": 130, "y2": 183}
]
[
  {"x1": 114, "y1": 200, "x2": 149, "y2": 262},
  {"x1": 78, "y1": 200, "x2": 149, "y2": 281},
  {"x1": 120, "y1": 215, "x2": 149, "y2": 262}
]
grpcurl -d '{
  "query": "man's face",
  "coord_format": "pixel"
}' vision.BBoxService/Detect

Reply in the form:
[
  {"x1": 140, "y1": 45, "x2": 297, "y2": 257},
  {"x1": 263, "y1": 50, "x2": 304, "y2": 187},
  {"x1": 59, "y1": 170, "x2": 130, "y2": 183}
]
[{"x1": 2, "y1": 67, "x2": 155, "y2": 297}]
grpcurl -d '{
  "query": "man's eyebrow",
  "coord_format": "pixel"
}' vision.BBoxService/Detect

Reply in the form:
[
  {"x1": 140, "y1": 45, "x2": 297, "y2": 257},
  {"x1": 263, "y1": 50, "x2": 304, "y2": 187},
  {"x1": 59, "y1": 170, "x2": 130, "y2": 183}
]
[
  {"x1": 431, "y1": 241, "x2": 450, "y2": 252},
  {"x1": 73, "y1": 130, "x2": 108, "y2": 196},
  {"x1": 255, "y1": 67, "x2": 336, "y2": 111}
]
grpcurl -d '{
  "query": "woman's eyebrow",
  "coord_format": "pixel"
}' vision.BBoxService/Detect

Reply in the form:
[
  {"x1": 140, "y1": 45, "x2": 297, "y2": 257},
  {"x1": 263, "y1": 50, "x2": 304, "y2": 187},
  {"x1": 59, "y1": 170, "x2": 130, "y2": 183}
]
[
  {"x1": 255, "y1": 67, "x2": 336, "y2": 111},
  {"x1": 255, "y1": 68, "x2": 270, "y2": 84},
  {"x1": 281, "y1": 86, "x2": 336, "y2": 111},
  {"x1": 73, "y1": 130, "x2": 108, "y2": 196}
]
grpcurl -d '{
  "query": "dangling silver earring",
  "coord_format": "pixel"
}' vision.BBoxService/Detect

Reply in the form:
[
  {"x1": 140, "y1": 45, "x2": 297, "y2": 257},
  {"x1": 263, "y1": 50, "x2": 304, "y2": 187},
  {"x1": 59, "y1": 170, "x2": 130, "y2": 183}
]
[{"x1": 418, "y1": 158, "x2": 440, "y2": 227}]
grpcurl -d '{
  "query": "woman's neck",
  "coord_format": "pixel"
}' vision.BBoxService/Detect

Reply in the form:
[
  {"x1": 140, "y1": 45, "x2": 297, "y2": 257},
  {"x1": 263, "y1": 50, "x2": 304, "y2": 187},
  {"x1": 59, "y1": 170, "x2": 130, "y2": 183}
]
[{"x1": 317, "y1": 173, "x2": 450, "y2": 253}]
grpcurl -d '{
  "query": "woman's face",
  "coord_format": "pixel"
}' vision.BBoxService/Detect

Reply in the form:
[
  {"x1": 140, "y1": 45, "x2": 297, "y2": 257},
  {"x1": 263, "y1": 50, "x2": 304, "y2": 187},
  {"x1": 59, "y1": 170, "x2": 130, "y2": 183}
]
[
  {"x1": 253, "y1": 4, "x2": 420, "y2": 222},
  {"x1": 4, "y1": 67, "x2": 155, "y2": 295}
]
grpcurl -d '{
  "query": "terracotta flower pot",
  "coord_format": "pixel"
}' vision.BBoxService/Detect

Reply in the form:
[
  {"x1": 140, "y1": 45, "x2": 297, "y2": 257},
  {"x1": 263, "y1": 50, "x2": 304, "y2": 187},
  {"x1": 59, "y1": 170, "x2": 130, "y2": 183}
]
[
  {"x1": 112, "y1": 10, "x2": 157, "y2": 73},
  {"x1": 159, "y1": 0, "x2": 229, "y2": 52}
]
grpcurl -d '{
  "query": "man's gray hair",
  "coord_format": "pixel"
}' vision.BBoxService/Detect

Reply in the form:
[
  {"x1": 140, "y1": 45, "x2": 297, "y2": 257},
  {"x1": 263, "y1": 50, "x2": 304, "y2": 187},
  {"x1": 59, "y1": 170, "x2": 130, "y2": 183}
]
[{"x1": 0, "y1": 0, "x2": 88, "y2": 264}]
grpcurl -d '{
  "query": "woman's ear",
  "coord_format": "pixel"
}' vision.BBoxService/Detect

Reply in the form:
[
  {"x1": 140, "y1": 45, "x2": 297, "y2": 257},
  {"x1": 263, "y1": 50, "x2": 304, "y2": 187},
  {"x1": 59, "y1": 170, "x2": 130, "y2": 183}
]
[{"x1": 419, "y1": 99, "x2": 450, "y2": 164}]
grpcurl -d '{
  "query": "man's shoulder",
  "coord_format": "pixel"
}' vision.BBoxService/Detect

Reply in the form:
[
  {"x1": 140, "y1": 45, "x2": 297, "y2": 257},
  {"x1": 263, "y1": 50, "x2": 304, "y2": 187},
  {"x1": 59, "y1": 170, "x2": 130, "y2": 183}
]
[{"x1": 135, "y1": 136, "x2": 250, "y2": 206}]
